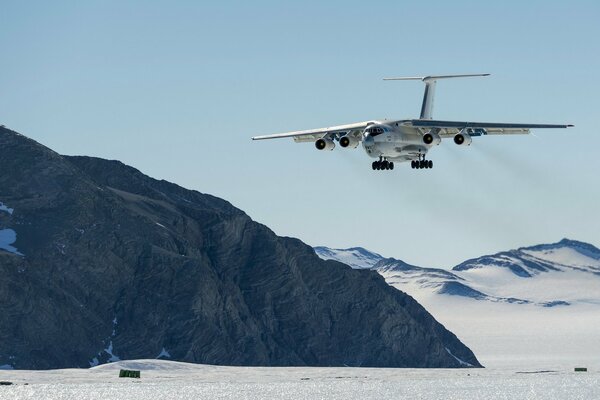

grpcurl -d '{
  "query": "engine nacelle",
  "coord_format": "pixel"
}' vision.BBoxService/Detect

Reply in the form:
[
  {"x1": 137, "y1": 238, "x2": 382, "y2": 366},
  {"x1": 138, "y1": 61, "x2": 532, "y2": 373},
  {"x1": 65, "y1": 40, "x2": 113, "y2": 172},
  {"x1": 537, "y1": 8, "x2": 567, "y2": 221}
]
[
  {"x1": 422, "y1": 132, "x2": 441, "y2": 146},
  {"x1": 339, "y1": 135, "x2": 359, "y2": 148},
  {"x1": 315, "y1": 138, "x2": 335, "y2": 151},
  {"x1": 453, "y1": 131, "x2": 473, "y2": 146}
]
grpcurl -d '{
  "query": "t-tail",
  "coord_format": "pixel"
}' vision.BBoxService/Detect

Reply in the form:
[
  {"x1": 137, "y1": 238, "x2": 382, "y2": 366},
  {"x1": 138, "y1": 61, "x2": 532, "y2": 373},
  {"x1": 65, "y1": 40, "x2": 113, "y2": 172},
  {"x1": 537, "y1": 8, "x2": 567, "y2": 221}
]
[{"x1": 383, "y1": 74, "x2": 490, "y2": 119}]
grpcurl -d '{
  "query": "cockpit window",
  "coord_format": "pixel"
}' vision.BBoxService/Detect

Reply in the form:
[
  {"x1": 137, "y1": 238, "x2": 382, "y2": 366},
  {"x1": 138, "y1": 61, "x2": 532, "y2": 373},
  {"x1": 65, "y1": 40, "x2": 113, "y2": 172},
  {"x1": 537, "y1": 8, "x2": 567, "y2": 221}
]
[{"x1": 366, "y1": 126, "x2": 385, "y2": 136}]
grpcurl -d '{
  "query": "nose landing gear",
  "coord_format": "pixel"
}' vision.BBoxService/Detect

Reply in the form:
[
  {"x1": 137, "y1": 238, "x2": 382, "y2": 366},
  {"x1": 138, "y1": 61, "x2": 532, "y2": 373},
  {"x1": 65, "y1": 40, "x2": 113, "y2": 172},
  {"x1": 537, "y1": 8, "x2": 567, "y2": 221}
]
[{"x1": 372, "y1": 157, "x2": 394, "y2": 171}]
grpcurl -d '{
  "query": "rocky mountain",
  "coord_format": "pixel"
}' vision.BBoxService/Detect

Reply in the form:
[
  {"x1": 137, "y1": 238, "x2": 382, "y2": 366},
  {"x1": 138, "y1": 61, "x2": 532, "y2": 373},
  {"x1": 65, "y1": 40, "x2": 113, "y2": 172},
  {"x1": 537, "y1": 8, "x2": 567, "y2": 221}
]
[
  {"x1": 0, "y1": 126, "x2": 481, "y2": 369},
  {"x1": 315, "y1": 239, "x2": 600, "y2": 306}
]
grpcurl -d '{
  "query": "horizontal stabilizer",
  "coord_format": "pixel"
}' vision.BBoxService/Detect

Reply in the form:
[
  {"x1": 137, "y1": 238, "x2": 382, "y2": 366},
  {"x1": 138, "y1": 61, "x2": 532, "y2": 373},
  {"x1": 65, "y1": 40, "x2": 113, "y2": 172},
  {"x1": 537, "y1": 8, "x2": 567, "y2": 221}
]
[
  {"x1": 383, "y1": 74, "x2": 490, "y2": 82},
  {"x1": 383, "y1": 74, "x2": 490, "y2": 119}
]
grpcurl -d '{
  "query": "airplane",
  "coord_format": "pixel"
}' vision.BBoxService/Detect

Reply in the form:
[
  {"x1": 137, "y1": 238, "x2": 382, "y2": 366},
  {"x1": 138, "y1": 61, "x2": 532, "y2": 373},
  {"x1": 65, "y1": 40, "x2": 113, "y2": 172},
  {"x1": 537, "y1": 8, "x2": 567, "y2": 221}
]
[{"x1": 251, "y1": 74, "x2": 573, "y2": 170}]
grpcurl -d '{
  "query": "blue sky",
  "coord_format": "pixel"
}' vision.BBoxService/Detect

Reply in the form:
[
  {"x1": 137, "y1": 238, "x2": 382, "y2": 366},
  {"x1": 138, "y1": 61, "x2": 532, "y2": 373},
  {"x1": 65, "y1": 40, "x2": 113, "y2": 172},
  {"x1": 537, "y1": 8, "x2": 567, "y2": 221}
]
[{"x1": 1, "y1": 0, "x2": 598, "y2": 267}]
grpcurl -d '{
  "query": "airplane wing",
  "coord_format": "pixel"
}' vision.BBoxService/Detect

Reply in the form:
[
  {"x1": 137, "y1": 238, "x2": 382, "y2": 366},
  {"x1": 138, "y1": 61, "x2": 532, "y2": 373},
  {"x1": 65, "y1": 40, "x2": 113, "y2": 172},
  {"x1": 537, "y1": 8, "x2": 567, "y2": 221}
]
[
  {"x1": 251, "y1": 121, "x2": 373, "y2": 143},
  {"x1": 408, "y1": 119, "x2": 573, "y2": 137}
]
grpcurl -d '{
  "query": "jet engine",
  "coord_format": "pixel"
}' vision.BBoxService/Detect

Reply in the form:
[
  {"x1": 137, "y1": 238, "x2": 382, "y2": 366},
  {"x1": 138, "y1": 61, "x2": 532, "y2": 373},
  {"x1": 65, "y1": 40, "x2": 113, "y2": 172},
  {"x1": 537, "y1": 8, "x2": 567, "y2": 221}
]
[
  {"x1": 453, "y1": 130, "x2": 473, "y2": 146},
  {"x1": 315, "y1": 138, "x2": 335, "y2": 151},
  {"x1": 422, "y1": 132, "x2": 441, "y2": 145},
  {"x1": 339, "y1": 135, "x2": 359, "y2": 148}
]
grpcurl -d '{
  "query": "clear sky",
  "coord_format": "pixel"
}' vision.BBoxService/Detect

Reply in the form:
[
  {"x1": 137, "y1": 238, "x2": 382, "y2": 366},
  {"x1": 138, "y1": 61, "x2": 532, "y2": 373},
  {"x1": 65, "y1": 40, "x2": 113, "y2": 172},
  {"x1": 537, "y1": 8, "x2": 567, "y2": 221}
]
[{"x1": 1, "y1": 0, "x2": 598, "y2": 268}]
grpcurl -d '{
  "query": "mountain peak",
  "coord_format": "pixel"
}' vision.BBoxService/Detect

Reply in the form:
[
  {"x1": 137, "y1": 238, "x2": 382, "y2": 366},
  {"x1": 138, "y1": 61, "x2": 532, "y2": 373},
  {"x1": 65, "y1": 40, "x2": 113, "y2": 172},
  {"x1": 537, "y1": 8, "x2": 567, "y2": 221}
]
[{"x1": 313, "y1": 246, "x2": 384, "y2": 269}]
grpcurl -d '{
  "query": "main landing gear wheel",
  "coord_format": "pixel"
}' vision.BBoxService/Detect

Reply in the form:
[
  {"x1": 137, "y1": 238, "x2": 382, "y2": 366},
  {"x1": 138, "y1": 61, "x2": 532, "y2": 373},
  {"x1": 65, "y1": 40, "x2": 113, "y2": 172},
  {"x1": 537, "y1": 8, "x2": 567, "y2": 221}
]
[
  {"x1": 372, "y1": 159, "x2": 394, "y2": 171},
  {"x1": 411, "y1": 158, "x2": 433, "y2": 170}
]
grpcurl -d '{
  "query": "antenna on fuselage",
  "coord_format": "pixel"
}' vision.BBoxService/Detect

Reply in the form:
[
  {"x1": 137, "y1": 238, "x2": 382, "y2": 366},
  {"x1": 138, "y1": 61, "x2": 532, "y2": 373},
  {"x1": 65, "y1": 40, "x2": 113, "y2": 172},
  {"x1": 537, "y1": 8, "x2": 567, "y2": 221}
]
[{"x1": 383, "y1": 74, "x2": 490, "y2": 120}]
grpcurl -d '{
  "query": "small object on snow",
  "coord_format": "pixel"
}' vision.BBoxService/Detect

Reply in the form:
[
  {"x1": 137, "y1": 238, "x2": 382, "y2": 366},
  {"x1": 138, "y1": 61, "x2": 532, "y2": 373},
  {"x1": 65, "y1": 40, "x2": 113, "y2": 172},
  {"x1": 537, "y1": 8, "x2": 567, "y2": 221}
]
[
  {"x1": 119, "y1": 369, "x2": 141, "y2": 378},
  {"x1": 0, "y1": 381, "x2": 13, "y2": 385},
  {"x1": 574, "y1": 367, "x2": 587, "y2": 372}
]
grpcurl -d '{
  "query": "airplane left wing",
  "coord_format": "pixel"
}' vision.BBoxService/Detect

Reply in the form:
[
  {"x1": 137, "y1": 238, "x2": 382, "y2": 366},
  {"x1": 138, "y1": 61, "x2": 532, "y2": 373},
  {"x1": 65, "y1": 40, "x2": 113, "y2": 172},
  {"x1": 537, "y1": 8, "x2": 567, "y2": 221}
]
[
  {"x1": 408, "y1": 119, "x2": 573, "y2": 137},
  {"x1": 252, "y1": 121, "x2": 373, "y2": 143}
]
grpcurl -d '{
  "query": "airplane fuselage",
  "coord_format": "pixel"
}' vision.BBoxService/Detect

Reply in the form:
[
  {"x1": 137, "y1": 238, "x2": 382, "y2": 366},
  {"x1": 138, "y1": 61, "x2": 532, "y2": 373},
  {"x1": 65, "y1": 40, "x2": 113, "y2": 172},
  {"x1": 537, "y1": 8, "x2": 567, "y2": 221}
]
[{"x1": 361, "y1": 122, "x2": 429, "y2": 163}]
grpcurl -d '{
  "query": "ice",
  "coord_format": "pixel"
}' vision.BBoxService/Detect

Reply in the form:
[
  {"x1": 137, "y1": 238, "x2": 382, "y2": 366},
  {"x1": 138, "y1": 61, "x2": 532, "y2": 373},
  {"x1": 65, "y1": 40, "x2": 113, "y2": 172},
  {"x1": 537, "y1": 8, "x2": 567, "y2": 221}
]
[
  {"x1": 0, "y1": 360, "x2": 598, "y2": 399},
  {"x1": 104, "y1": 341, "x2": 121, "y2": 363},
  {"x1": 0, "y1": 228, "x2": 23, "y2": 255},
  {"x1": 0, "y1": 201, "x2": 14, "y2": 215},
  {"x1": 445, "y1": 347, "x2": 473, "y2": 367},
  {"x1": 157, "y1": 348, "x2": 171, "y2": 359}
]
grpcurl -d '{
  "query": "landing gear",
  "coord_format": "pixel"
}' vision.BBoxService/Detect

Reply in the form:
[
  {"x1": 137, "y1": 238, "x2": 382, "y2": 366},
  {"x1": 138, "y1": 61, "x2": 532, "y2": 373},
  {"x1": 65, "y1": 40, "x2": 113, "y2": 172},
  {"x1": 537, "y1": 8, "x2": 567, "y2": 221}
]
[
  {"x1": 411, "y1": 155, "x2": 433, "y2": 170},
  {"x1": 372, "y1": 157, "x2": 394, "y2": 171}
]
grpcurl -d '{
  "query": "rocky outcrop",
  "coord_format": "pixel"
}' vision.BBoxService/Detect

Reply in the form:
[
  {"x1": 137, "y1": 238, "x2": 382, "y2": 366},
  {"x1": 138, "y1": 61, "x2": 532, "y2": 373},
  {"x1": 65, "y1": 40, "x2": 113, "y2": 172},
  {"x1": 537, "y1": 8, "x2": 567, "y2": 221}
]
[{"x1": 0, "y1": 126, "x2": 481, "y2": 369}]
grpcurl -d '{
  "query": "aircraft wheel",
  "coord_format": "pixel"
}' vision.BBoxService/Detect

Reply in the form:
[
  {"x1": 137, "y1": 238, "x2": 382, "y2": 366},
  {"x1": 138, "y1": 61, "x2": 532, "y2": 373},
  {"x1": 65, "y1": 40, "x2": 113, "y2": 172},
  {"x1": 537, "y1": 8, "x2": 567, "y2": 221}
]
[
  {"x1": 419, "y1": 160, "x2": 425, "y2": 169},
  {"x1": 372, "y1": 162, "x2": 377, "y2": 170},
  {"x1": 428, "y1": 160, "x2": 433, "y2": 169},
  {"x1": 382, "y1": 160, "x2": 389, "y2": 170},
  {"x1": 411, "y1": 161, "x2": 415, "y2": 169},
  {"x1": 389, "y1": 162, "x2": 394, "y2": 170}
]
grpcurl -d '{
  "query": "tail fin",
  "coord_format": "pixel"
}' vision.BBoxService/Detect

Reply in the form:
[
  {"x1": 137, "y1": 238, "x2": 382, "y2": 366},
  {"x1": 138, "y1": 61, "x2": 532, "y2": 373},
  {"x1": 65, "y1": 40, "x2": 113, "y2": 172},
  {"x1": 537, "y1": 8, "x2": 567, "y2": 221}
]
[{"x1": 383, "y1": 74, "x2": 490, "y2": 119}]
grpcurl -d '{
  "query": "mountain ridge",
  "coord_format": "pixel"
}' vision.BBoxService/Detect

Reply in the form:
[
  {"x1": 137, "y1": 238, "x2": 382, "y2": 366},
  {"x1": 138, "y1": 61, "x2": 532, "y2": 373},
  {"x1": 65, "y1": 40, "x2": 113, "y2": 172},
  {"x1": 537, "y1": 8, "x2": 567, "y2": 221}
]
[{"x1": 315, "y1": 238, "x2": 600, "y2": 306}]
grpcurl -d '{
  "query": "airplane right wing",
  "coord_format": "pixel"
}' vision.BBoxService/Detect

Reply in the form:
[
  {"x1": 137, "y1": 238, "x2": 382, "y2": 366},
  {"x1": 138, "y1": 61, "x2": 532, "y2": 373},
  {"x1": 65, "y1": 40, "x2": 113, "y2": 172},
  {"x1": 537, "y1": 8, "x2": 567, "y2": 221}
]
[{"x1": 408, "y1": 119, "x2": 573, "y2": 137}]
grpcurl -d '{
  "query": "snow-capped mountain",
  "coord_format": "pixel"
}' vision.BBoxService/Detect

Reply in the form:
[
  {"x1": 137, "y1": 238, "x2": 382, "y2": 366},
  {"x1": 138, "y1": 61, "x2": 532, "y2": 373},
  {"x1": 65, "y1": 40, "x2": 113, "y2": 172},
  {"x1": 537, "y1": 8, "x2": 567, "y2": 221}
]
[
  {"x1": 315, "y1": 239, "x2": 600, "y2": 369},
  {"x1": 316, "y1": 239, "x2": 600, "y2": 307},
  {"x1": 313, "y1": 246, "x2": 383, "y2": 269}
]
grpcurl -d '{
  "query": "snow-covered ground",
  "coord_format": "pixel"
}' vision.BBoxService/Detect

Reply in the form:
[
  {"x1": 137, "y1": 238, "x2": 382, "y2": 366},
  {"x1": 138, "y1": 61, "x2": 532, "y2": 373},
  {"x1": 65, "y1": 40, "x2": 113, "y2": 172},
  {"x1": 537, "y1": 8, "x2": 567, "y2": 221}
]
[{"x1": 0, "y1": 360, "x2": 598, "y2": 400}]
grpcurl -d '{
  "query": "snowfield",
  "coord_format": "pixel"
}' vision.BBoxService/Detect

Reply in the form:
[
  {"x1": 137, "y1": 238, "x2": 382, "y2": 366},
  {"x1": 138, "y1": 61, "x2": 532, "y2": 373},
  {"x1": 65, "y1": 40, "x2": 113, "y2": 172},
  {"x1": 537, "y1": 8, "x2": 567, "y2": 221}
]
[{"x1": 0, "y1": 360, "x2": 598, "y2": 400}]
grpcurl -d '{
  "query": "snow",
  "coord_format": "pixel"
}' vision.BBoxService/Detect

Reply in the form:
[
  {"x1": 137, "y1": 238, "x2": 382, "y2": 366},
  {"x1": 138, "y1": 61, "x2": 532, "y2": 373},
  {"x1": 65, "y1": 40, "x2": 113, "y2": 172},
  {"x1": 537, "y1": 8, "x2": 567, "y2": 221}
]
[
  {"x1": 445, "y1": 348, "x2": 474, "y2": 367},
  {"x1": 524, "y1": 247, "x2": 600, "y2": 269},
  {"x1": 0, "y1": 201, "x2": 14, "y2": 215},
  {"x1": 313, "y1": 247, "x2": 383, "y2": 269},
  {"x1": 157, "y1": 348, "x2": 171, "y2": 359},
  {"x1": 104, "y1": 342, "x2": 121, "y2": 363},
  {"x1": 0, "y1": 228, "x2": 23, "y2": 255},
  {"x1": 0, "y1": 360, "x2": 598, "y2": 399}
]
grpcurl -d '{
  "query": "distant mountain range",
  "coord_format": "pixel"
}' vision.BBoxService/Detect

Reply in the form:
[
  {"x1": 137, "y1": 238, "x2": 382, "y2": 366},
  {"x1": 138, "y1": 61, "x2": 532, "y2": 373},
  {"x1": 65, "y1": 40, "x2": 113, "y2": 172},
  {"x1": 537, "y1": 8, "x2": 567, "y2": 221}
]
[
  {"x1": 0, "y1": 127, "x2": 481, "y2": 370},
  {"x1": 315, "y1": 239, "x2": 600, "y2": 307},
  {"x1": 315, "y1": 239, "x2": 600, "y2": 369}
]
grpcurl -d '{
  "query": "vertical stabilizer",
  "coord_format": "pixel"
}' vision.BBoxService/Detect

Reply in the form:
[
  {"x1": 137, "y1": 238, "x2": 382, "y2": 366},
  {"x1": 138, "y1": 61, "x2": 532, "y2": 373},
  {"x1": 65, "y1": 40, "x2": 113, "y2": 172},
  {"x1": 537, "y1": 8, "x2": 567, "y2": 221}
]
[{"x1": 383, "y1": 74, "x2": 490, "y2": 119}]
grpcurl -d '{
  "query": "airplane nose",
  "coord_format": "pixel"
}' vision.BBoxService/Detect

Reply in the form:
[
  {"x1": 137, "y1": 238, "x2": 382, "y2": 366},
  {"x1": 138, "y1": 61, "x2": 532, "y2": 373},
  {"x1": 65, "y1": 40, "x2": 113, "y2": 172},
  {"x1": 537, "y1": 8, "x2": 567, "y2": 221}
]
[{"x1": 363, "y1": 133, "x2": 374, "y2": 147}]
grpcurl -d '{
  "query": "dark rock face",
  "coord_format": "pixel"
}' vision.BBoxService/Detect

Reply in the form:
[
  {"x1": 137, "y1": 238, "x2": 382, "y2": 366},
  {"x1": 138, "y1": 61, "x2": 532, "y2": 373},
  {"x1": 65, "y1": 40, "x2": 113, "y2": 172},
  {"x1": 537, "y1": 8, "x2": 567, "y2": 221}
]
[{"x1": 0, "y1": 127, "x2": 481, "y2": 369}]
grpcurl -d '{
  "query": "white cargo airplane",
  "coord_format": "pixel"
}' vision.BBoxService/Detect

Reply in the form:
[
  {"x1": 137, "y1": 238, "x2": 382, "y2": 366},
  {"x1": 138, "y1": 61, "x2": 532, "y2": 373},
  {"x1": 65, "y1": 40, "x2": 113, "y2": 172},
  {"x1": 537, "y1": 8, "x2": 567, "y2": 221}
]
[{"x1": 252, "y1": 74, "x2": 572, "y2": 170}]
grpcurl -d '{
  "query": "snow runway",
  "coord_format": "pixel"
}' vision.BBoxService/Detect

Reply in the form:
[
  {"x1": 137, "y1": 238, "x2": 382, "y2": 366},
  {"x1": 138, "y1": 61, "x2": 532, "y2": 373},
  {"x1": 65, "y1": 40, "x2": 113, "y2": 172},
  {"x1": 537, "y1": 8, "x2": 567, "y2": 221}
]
[{"x1": 1, "y1": 360, "x2": 598, "y2": 400}]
